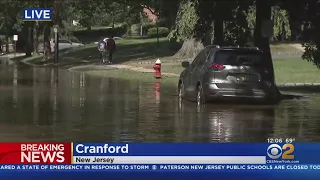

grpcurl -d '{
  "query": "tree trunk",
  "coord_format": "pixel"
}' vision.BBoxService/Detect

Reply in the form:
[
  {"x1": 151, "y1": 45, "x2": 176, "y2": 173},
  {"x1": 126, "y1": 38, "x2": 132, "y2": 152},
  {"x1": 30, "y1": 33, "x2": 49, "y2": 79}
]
[
  {"x1": 43, "y1": 24, "x2": 51, "y2": 60},
  {"x1": 43, "y1": 0, "x2": 52, "y2": 61},
  {"x1": 126, "y1": 22, "x2": 132, "y2": 36},
  {"x1": 33, "y1": 21, "x2": 39, "y2": 54},
  {"x1": 112, "y1": 12, "x2": 115, "y2": 28},
  {"x1": 213, "y1": 1, "x2": 224, "y2": 45},
  {"x1": 254, "y1": 0, "x2": 273, "y2": 74},
  {"x1": 254, "y1": 0, "x2": 281, "y2": 99},
  {"x1": 162, "y1": 0, "x2": 179, "y2": 29},
  {"x1": 214, "y1": 19, "x2": 224, "y2": 45},
  {"x1": 5, "y1": 35, "x2": 9, "y2": 54},
  {"x1": 54, "y1": 0, "x2": 63, "y2": 34},
  {"x1": 281, "y1": 23, "x2": 286, "y2": 41},
  {"x1": 194, "y1": 0, "x2": 214, "y2": 43},
  {"x1": 26, "y1": 23, "x2": 33, "y2": 57}
]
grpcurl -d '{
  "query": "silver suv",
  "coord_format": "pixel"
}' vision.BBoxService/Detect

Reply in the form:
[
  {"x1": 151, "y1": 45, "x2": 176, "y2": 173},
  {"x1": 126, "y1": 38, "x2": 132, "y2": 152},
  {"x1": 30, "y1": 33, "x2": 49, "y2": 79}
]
[{"x1": 178, "y1": 45, "x2": 278, "y2": 104}]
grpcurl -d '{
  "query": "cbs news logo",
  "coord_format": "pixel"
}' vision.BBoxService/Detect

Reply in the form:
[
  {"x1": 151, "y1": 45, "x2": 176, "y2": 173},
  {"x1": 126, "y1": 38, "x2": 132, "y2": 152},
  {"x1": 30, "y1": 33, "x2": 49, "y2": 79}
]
[{"x1": 267, "y1": 144, "x2": 294, "y2": 159}]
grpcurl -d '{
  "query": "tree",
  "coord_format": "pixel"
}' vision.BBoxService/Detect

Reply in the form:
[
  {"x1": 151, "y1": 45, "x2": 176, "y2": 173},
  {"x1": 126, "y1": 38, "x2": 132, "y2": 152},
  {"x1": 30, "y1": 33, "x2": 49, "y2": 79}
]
[
  {"x1": 168, "y1": 0, "x2": 199, "y2": 42},
  {"x1": 296, "y1": 0, "x2": 320, "y2": 69},
  {"x1": 42, "y1": 0, "x2": 54, "y2": 60},
  {"x1": 103, "y1": 1, "x2": 140, "y2": 28},
  {"x1": 254, "y1": 0, "x2": 273, "y2": 54},
  {"x1": 158, "y1": 0, "x2": 180, "y2": 28},
  {"x1": 224, "y1": 1, "x2": 253, "y2": 45},
  {"x1": 193, "y1": 0, "x2": 214, "y2": 45},
  {"x1": 71, "y1": 0, "x2": 101, "y2": 30},
  {"x1": 271, "y1": 6, "x2": 291, "y2": 41},
  {"x1": 213, "y1": 0, "x2": 232, "y2": 45},
  {"x1": 0, "y1": 0, "x2": 25, "y2": 53}
]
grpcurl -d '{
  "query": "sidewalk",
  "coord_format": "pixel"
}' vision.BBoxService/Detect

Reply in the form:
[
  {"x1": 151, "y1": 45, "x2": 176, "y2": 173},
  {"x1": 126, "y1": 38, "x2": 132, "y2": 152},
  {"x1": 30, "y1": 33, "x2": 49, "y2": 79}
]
[
  {"x1": 69, "y1": 64, "x2": 180, "y2": 77},
  {"x1": 0, "y1": 53, "x2": 25, "y2": 59}
]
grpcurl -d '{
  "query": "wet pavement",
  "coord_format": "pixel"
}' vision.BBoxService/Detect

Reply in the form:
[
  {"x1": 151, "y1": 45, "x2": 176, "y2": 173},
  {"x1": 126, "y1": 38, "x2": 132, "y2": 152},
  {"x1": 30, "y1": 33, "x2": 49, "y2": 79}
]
[{"x1": 0, "y1": 59, "x2": 320, "y2": 142}]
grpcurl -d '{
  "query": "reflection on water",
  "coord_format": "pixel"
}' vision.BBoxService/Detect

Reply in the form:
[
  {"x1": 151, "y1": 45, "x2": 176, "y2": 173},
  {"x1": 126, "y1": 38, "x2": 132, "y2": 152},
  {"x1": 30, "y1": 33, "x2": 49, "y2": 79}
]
[{"x1": 0, "y1": 62, "x2": 320, "y2": 142}]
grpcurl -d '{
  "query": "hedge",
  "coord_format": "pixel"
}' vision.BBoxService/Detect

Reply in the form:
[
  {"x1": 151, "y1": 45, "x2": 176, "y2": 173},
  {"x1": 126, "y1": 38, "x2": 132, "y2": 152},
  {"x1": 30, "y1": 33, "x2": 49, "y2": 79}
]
[
  {"x1": 73, "y1": 26, "x2": 126, "y2": 39},
  {"x1": 147, "y1": 27, "x2": 169, "y2": 38},
  {"x1": 143, "y1": 23, "x2": 156, "y2": 32}
]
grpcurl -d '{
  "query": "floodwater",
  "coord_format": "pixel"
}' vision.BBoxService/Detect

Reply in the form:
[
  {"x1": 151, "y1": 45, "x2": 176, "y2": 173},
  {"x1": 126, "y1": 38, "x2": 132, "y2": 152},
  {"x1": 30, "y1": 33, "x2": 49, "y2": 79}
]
[{"x1": 0, "y1": 59, "x2": 320, "y2": 142}]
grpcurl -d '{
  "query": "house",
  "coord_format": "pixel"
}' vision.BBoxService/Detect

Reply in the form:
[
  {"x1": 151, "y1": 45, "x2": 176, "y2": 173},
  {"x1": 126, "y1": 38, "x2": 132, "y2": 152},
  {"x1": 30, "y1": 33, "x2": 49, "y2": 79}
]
[
  {"x1": 142, "y1": 7, "x2": 158, "y2": 23},
  {"x1": 72, "y1": 20, "x2": 80, "y2": 26}
]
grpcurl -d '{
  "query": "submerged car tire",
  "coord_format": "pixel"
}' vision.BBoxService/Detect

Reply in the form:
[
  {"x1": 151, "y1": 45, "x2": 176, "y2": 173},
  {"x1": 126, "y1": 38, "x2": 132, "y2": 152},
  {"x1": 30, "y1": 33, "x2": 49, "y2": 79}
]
[
  {"x1": 178, "y1": 81, "x2": 185, "y2": 101},
  {"x1": 196, "y1": 84, "x2": 205, "y2": 104}
]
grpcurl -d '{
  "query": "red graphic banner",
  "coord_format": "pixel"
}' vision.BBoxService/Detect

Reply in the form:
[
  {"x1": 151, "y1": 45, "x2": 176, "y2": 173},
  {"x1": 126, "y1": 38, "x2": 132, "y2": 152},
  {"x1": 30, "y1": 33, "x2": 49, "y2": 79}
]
[{"x1": 0, "y1": 143, "x2": 72, "y2": 164}]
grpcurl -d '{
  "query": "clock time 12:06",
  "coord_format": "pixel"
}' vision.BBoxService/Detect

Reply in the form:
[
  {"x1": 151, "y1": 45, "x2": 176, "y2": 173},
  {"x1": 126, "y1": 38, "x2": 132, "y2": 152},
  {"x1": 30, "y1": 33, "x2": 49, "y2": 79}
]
[{"x1": 267, "y1": 138, "x2": 283, "y2": 143}]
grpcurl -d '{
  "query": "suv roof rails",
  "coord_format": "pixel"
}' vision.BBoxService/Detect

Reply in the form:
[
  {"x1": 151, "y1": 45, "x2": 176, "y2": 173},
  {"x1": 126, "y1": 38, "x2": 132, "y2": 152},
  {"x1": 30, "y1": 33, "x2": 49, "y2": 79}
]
[
  {"x1": 207, "y1": 45, "x2": 220, "y2": 48},
  {"x1": 245, "y1": 46, "x2": 259, "y2": 50},
  {"x1": 222, "y1": 45, "x2": 240, "y2": 48},
  {"x1": 243, "y1": 43, "x2": 259, "y2": 50}
]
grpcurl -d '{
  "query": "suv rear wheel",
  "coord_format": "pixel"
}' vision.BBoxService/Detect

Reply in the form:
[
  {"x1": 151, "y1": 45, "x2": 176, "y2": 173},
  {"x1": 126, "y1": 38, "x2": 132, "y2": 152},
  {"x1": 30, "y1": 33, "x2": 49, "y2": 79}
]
[{"x1": 178, "y1": 81, "x2": 184, "y2": 101}]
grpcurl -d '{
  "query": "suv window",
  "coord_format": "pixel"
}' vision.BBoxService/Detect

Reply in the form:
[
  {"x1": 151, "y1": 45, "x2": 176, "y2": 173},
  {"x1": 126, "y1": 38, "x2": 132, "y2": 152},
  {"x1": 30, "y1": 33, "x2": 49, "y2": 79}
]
[
  {"x1": 214, "y1": 50, "x2": 263, "y2": 66},
  {"x1": 190, "y1": 50, "x2": 206, "y2": 69},
  {"x1": 199, "y1": 47, "x2": 215, "y2": 67}
]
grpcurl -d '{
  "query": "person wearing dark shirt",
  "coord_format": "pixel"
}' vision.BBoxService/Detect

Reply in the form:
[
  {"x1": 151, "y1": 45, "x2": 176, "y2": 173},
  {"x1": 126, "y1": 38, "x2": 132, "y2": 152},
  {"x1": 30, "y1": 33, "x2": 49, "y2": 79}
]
[{"x1": 106, "y1": 35, "x2": 116, "y2": 64}]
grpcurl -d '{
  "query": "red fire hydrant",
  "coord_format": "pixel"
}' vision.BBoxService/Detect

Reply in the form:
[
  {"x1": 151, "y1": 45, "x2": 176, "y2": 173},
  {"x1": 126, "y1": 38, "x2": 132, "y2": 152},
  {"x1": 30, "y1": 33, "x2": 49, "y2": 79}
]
[{"x1": 153, "y1": 59, "x2": 162, "y2": 79}]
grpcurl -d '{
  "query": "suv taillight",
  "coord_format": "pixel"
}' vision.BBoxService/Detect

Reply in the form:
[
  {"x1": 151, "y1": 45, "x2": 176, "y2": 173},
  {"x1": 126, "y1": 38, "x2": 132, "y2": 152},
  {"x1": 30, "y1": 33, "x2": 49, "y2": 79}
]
[
  {"x1": 263, "y1": 67, "x2": 269, "y2": 73},
  {"x1": 209, "y1": 63, "x2": 225, "y2": 71}
]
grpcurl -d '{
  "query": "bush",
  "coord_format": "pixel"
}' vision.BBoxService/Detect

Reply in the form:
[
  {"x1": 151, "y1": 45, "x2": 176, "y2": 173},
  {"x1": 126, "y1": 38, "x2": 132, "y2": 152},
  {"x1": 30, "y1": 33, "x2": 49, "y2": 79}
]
[
  {"x1": 142, "y1": 23, "x2": 156, "y2": 36},
  {"x1": 147, "y1": 27, "x2": 169, "y2": 38},
  {"x1": 143, "y1": 23, "x2": 156, "y2": 31}
]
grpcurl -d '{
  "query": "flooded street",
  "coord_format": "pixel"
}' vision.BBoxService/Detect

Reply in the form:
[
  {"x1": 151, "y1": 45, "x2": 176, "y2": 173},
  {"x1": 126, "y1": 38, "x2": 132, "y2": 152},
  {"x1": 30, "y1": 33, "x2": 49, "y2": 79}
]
[{"x1": 0, "y1": 60, "x2": 320, "y2": 142}]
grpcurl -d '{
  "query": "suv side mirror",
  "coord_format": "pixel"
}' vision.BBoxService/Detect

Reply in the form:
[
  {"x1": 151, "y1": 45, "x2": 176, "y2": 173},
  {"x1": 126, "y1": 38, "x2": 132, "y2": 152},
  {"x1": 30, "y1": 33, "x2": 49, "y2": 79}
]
[{"x1": 181, "y1": 61, "x2": 190, "y2": 68}]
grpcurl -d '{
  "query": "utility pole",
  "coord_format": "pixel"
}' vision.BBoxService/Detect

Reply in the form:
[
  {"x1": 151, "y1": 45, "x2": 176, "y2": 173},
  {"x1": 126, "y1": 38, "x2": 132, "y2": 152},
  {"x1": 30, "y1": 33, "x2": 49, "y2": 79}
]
[{"x1": 13, "y1": 35, "x2": 18, "y2": 59}]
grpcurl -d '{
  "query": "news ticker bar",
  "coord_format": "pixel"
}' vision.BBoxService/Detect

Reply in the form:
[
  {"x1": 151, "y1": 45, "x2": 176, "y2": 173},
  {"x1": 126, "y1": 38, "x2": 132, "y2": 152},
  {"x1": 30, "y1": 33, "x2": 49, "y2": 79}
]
[
  {"x1": 1, "y1": 164, "x2": 320, "y2": 172},
  {"x1": 72, "y1": 156, "x2": 266, "y2": 164}
]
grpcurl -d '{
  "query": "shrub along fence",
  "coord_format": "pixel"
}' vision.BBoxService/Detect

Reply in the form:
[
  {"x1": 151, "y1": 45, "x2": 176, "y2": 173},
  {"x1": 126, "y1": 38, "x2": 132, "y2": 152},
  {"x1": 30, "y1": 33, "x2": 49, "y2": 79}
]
[{"x1": 147, "y1": 27, "x2": 170, "y2": 38}]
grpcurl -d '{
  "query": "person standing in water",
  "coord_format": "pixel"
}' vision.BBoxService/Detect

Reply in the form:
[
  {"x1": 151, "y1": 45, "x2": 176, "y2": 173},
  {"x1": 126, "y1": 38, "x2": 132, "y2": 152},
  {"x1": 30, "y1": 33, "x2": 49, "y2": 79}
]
[{"x1": 106, "y1": 35, "x2": 116, "y2": 64}]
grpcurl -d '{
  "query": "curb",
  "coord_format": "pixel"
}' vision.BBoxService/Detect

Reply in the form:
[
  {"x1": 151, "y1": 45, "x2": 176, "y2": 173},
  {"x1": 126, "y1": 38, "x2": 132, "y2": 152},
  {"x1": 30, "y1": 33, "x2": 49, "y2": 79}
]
[
  {"x1": 277, "y1": 83, "x2": 320, "y2": 90},
  {"x1": 277, "y1": 83, "x2": 320, "y2": 87},
  {"x1": 128, "y1": 59, "x2": 192, "y2": 65}
]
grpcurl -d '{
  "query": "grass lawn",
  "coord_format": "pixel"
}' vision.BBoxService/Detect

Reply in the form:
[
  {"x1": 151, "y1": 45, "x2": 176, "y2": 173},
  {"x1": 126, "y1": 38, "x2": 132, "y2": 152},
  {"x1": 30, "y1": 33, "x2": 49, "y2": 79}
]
[
  {"x1": 21, "y1": 37, "x2": 319, "y2": 84},
  {"x1": 25, "y1": 37, "x2": 302, "y2": 66},
  {"x1": 25, "y1": 37, "x2": 176, "y2": 66},
  {"x1": 273, "y1": 59, "x2": 320, "y2": 83}
]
